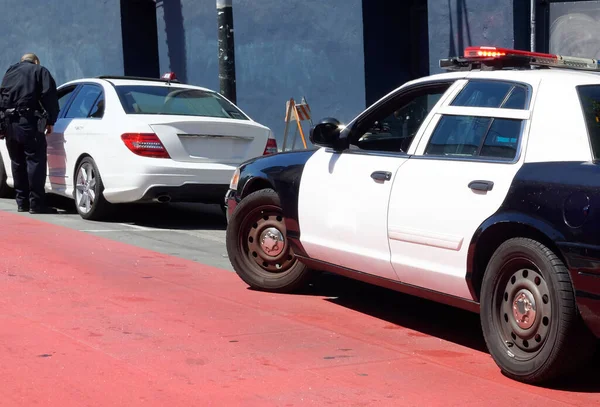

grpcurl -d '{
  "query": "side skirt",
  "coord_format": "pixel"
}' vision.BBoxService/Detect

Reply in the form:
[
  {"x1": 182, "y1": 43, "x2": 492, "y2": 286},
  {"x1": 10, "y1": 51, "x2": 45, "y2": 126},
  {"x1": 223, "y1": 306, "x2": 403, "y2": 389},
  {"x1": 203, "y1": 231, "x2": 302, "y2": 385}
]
[{"x1": 297, "y1": 256, "x2": 481, "y2": 314}]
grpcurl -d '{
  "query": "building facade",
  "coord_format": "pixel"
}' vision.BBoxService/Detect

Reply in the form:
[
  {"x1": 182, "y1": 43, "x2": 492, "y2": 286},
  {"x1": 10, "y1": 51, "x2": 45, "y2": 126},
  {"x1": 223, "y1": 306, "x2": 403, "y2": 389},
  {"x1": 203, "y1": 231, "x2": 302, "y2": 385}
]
[{"x1": 0, "y1": 0, "x2": 596, "y2": 144}]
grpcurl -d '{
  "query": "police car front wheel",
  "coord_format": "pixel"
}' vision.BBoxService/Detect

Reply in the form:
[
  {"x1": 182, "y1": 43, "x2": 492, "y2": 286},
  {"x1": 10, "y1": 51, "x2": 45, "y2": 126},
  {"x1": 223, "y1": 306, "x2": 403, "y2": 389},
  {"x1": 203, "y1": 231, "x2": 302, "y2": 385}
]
[
  {"x1": 480, "y1": 237, "x2": 596, "y2": 384},
  {"x1": 225, "y1": 188, "x2": 311, "y2": 293}
]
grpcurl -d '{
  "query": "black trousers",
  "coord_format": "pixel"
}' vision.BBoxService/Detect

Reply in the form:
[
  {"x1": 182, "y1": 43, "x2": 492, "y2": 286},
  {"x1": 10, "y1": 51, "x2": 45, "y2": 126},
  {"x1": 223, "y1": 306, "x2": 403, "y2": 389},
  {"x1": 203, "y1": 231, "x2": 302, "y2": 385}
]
[{"x1": 5, "y1": 119, "x2": 47, "y2": 209}]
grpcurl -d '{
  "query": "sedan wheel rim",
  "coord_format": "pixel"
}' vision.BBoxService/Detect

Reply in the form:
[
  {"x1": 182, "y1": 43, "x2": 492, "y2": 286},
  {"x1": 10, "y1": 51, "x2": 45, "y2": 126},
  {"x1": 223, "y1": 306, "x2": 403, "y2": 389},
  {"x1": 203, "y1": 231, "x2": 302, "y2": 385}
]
[
  {"x1": 239, "y1": 205, "x2": 296, "y2": 276},
  {"x1": 75, "y1": 163, "x2": 97, "y2": 214},
  {"x1": 493, "y1": 259, "x2": 552, "y2": 360}
]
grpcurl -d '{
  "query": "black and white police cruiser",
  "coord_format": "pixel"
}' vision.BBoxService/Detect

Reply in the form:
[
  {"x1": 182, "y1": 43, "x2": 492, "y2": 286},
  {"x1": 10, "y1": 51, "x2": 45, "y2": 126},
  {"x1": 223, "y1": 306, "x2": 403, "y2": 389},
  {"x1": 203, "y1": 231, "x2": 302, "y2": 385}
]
[{"x1": 224, "y1": 46, "x2": 600, "y2": 384}]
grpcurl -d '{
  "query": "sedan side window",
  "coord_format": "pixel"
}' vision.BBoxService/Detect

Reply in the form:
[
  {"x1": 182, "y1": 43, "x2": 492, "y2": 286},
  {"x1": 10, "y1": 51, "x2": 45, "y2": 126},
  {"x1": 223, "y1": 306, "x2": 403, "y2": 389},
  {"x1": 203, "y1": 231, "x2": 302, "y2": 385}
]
[
  {"x1": 65, "y1": 85, "x2": 103, "y2": 119},
  {"x1": 350, "y1": 84, "x2": 452, "y2": 153},
  {"x1": 57, "y1": 86, "x2": 77, "y2": 116}
]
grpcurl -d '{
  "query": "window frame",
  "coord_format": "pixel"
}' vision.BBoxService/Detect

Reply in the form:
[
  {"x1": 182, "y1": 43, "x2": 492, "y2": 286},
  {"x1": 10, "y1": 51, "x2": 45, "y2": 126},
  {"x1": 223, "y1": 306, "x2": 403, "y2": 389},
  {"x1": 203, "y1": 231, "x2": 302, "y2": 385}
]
[
  {"x1": 112, "y1": 84, "x2": 251, "y2": 121},
  {"x1": 575, "y1": 84, "x2": 600, "y2": 163},
  {"x1": 411, "y1": 78, "x2": 534, "y2": 165},
  {"x1": 63, "y1": 83, "x2": 105, "y2": 120},
  {"x1": 449, "y1": 79, "x2": 532, "y2": 110},
  {"x1": 338, "y1": 79, "x2": 461, "y2": 158},
  {"x1": 56, "y1": 85, "x2": 79, "y2": 119}
]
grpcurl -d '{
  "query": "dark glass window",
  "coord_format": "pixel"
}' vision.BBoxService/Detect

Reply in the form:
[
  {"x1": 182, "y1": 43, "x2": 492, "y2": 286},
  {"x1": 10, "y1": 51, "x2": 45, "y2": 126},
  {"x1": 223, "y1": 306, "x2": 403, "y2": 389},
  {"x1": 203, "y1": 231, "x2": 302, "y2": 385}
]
[
  {"x1": 115, "y1": 85, "x2": 249, "y2": 120},
  {"x1": 425, "y1": 115, "x2": 522, "y2": 160},
  {"x1": 576, "y1": 85, "x2": 600, "y2": 160},
  {"x1": 451, "y1": 80, "x2": 529, "y2": 110}
]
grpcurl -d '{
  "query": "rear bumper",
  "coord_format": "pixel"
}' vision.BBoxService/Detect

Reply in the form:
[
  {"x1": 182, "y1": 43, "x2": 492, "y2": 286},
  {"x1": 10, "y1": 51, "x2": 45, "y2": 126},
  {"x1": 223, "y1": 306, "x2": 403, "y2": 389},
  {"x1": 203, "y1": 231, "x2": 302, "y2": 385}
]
[
  {"x1": 559, "y1": 242, "x2": 600, "y2": 338},
  {"x1": 140, "y1": 184, "x2": 229, "y2": 204},
  {"x1": 101, "y1": 160, "x2": 238, "y2": 203}
]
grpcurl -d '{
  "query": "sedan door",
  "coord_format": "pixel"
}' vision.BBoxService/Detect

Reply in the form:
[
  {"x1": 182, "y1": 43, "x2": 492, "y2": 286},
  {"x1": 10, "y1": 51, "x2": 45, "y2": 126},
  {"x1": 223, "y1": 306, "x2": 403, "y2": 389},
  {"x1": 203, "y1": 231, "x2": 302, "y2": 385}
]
[
  {"x1": 47, "y1": 84, "x2": 79, "y2": 192},
  {"x1": 58, "y1": 84, "x2": 105, "y2": 194},
  {"x1": 298, "y1": 80, "x2": 460, "y2": 281}
]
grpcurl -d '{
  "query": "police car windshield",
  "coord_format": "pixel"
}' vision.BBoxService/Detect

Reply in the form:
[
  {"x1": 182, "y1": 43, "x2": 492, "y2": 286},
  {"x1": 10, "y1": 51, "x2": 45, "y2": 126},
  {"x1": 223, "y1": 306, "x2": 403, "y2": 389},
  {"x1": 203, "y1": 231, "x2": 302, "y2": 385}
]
[{"x1": 114, "y1": 85, "x2": 249, "y2": 120}]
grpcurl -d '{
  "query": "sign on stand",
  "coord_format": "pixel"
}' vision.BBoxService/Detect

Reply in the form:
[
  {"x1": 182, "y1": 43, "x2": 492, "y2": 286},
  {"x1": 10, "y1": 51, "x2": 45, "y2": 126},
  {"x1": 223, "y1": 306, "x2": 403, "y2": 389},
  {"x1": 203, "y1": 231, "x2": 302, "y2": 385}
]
[{"x1": 282, "y1": 97, "x2": 313, "y2": 152}]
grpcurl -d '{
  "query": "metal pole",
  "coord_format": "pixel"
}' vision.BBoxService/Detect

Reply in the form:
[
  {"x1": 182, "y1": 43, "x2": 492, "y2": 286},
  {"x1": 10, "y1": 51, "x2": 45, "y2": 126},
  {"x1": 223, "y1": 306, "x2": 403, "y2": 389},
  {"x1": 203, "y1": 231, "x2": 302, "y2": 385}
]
[
  {"x1": 530, "y1": 0, "x2": 536, "y2": 52},
  {"x1": 217, "y1": 0, "x2": 236, "y2": 104}
]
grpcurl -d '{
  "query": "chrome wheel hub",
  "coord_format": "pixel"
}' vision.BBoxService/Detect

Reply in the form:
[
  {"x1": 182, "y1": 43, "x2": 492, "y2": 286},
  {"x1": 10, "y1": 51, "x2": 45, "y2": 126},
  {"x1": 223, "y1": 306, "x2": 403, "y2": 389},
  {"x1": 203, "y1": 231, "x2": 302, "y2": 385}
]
[
  {"x1": 496, "y1": 265, "x2": 552, "y2": 357},
  {"x1": 75, "y1": 164, "x2": 96, "y2": 214},
  {"x1": 260, "y1": 227, "x2": 285, "y2": 257},
  {"x1": 512, "y1": 289, "x2": 537, "y2": 329}
]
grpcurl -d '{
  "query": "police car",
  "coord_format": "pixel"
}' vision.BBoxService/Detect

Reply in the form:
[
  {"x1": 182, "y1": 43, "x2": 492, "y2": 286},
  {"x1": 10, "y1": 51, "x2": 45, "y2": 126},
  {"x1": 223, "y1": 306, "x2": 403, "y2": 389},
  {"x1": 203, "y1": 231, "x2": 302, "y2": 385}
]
[
  {"x1": 225, "y1": 47, "x2": 600, "y2": 385},
  {"x1": 0, "y1": 72, "x2": 277, "y2": 220}
]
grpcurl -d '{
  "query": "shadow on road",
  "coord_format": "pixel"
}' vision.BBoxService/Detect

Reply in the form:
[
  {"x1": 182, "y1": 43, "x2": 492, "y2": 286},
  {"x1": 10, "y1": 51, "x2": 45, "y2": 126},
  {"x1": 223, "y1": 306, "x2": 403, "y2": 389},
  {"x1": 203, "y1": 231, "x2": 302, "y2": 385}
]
[
  {"x1": 295, "y1": 272, "x2": 600, "y2": 393},
  {"x1": 46, "y1": 194, "x2": 227, "y2": 231}
]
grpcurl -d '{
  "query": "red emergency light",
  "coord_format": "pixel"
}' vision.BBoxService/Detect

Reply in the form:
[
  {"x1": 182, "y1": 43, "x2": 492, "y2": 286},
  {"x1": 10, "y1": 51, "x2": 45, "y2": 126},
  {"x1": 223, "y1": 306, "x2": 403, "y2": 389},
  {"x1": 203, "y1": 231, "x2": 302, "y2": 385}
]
[
  {"x1": 161, "y1": 72, "x2": 177, "y2": 81},
  {"x1": 440, "y1": 46, "x2": 600, "y2": 72}
]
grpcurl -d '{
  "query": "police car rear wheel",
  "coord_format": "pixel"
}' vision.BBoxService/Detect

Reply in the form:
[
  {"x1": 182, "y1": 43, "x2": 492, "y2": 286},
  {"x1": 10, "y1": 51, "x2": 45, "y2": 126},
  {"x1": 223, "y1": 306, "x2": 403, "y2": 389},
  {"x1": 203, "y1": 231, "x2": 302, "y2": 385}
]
[
  {"x1": 226, "y1": 188, "x2": 311, "y2": 293},
  {"x1": 480, "y1": 237, "x2": 596, "y2": 384},
  {"x1": 74, "y1": 157, "x2": 111, "y2": 221}
]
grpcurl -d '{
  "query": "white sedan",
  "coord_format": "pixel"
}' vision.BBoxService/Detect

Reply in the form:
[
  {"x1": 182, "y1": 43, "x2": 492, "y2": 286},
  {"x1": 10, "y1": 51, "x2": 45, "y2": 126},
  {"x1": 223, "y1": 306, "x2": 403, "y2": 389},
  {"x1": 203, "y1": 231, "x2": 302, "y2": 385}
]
[{"x1": 0, "y1": 74, "x2": 277, "y2": 220}]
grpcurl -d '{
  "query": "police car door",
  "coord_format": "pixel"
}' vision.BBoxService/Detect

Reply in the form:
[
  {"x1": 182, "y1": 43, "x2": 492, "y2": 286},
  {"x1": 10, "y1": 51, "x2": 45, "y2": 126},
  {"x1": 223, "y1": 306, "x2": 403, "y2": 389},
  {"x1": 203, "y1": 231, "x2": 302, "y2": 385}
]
[
  {"x1": 387, "y1": 77, "x2": 537, "y2": 299},
  {"x1": 298, "y1": 80, "x2": 460, "y2": 281}
]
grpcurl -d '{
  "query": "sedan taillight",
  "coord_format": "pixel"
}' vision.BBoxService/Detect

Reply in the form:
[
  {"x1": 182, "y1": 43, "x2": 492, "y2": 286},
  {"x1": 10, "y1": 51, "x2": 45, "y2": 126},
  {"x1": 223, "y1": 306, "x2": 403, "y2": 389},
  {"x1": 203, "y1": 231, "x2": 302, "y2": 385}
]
[
  {"x1": 121, "y1": 133, "x2": 170, "y2": 158},
  {"x1": 263, "y1": 138, "x2": 278, "y2": 155}
]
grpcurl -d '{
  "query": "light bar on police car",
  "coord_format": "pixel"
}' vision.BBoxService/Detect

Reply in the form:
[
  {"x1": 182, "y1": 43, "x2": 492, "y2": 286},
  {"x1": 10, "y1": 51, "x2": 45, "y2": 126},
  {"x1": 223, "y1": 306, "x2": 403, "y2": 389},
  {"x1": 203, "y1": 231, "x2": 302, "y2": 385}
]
[{"x1": 441, "y1": 46, "x2": 600, "y2": 72}]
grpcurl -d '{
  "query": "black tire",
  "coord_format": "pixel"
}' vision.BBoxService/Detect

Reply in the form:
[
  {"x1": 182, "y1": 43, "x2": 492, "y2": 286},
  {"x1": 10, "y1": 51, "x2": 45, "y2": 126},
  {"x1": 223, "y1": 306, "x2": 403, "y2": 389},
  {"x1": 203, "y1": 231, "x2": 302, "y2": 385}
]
[
  {"x1": 225, "y1": 188, "x2": 311, "y2": 293},
  {"x1": 480, "y1": 237, "x2": 596, "y2": 384},
  {"x1": 0, "y1": 152, "x2": 14, "y2": 198},
  {"x1": 73, "y1": 157, "x2": 112, "y2": 221}
]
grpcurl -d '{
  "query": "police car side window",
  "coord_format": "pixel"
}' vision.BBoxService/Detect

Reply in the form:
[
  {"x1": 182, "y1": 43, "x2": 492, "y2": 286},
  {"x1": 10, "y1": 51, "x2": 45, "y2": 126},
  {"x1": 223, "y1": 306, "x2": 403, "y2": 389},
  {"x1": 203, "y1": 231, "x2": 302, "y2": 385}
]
[
  {"x1": 351, "y1": 83, "x2": 452, "y2": 153},
  {"x1": 451, "y1": 80, "x2": 530, "y2": 110},
  {"x1": 64, "y1": 85, "x2": 103, "y2": 119},
  {"x1": 424, "y1": 115, "x2": 522, "y2": 161},
  {"x1": 576, "y1": 85, "x2": 600, "y2": 160}
]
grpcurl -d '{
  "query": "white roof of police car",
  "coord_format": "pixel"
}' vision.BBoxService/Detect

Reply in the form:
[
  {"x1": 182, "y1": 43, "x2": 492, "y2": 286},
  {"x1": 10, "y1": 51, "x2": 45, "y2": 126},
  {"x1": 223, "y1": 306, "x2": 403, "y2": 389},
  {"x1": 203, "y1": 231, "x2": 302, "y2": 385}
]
[{"x1": 416, "y1": 67, "x2": 600, "y2": 87}]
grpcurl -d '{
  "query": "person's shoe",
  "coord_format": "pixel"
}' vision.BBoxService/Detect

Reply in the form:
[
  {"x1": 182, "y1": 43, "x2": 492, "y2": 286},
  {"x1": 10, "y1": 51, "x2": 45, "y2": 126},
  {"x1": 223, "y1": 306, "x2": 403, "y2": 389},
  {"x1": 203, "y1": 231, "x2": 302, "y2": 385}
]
[
  {"x1": 29, "y1": 206, "x2": 58, "y2": 214},
  {"x1": 17, "y1": 206, "x2": 29, "y2": 212}
]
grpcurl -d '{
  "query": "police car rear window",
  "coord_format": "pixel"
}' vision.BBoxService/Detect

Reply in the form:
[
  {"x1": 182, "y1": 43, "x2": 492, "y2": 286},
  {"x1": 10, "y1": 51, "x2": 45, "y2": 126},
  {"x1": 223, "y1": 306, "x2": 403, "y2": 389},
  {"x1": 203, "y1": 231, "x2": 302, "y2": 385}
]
[
  {"x1": 451, "y1": 80, "x2": 530, "y2": 110},
  {"x1": 114, "y1": 85, "x2": 249, "y2": 120},
  {"x1": 576, "y1": 85, "x2": 600, "y2": 161}
]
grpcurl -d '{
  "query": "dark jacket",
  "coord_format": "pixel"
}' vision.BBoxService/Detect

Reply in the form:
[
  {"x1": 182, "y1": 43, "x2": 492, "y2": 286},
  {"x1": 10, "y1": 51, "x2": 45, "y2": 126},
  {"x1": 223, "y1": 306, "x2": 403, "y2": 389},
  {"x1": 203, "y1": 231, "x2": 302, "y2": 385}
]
[{"x1": 0, "y1": 61, "x2": 59, "y2": 125}]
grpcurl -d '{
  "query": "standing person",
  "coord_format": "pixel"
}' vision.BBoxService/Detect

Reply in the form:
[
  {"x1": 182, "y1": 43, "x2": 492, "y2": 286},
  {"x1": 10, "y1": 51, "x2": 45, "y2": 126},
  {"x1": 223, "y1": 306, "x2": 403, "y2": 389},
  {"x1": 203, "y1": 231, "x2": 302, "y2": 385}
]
[{"x1": 0, "y1": 53, "x2": 59, "y2": 214}]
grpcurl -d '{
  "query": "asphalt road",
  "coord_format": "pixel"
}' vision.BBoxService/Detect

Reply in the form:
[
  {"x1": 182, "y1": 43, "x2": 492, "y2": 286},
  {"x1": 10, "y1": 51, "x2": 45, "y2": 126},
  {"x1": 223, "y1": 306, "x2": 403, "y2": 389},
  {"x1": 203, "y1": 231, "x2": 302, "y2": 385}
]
[{"x1": 0, "y1": 194, "x2": 233, "y2": 271}]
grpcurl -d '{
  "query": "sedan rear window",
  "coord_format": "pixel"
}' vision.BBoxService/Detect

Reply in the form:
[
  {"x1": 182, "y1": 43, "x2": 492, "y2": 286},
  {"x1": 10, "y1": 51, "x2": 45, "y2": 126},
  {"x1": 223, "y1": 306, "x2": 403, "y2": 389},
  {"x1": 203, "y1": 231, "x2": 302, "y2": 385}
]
[
  {"x1": 114, "y1": 85, "x2": 249, "y2": 120},
  {"x1": 576, "y1": 85, "x2": 600, "y2": 160}
]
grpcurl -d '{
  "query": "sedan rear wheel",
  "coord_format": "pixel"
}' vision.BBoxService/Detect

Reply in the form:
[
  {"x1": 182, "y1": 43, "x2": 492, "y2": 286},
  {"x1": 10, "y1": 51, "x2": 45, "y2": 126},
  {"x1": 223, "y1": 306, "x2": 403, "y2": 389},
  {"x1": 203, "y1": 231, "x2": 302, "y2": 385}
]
[
  {"x1": 74, "y1": 157, "x2": 112, "y2": 220},
  {"x1": 226, "y1": 188, "x2": 311, "y2": 293}
]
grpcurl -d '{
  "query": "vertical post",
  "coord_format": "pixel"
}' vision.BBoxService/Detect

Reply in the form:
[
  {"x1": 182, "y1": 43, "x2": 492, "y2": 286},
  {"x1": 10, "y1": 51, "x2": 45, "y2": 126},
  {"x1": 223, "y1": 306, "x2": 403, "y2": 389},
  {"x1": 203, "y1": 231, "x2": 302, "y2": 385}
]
[
  {"x1": 530, "y1": 0, "x2": 536, "y2": 52},
  {"x1": 217, "y1": 0, "x2": 236, "y2": 104}
]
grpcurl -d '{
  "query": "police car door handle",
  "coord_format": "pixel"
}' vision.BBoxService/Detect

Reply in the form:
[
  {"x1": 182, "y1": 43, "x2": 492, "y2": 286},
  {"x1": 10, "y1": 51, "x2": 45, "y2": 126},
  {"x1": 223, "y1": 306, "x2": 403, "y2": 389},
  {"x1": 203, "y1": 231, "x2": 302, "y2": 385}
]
[
  {"x1": 469, "y1": 180, "x2": 494, "y2": 192},
  {"x1": 371, "y1": 171, "x2": 392, "y2": 182}
]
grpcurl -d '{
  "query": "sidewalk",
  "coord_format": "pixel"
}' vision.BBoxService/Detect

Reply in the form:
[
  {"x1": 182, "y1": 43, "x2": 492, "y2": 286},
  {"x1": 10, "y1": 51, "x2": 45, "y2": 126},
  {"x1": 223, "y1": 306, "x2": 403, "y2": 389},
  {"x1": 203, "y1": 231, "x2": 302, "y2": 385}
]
[{"x1": 0, "y1": 210, "x2": 597, "y2": 406}]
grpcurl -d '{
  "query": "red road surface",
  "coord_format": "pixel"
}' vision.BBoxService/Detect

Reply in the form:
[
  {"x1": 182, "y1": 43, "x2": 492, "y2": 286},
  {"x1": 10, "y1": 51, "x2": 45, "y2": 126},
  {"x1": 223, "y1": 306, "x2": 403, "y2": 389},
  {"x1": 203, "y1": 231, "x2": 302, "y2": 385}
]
[{"x1": 0, "y1": 211, "x2": 598, "y2": 406}]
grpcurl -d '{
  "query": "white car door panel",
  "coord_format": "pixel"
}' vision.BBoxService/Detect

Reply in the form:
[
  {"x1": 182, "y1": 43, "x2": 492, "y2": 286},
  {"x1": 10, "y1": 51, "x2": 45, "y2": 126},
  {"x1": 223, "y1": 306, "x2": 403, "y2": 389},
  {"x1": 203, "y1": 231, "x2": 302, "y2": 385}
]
[
  {"x1": 387, "y1": 78, "x2": 537, "y2": 300},
  {"x1": 297, "y1": 79, "x2": 461, "y2": 281},
  {"x1": 388, "y1": 158, "x2": 525, "y2": 299},
  {"x1": 298, "y1": 148, "x2": 407, "y2": 280}
]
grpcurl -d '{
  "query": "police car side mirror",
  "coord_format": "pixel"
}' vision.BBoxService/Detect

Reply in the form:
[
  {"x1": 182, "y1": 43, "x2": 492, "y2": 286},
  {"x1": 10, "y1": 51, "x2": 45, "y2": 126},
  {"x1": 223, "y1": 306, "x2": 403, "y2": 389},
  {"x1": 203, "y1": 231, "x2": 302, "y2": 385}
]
[{"x1": 310, "y1": 118, "x2": 347, "y2": 151}]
